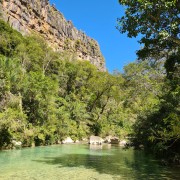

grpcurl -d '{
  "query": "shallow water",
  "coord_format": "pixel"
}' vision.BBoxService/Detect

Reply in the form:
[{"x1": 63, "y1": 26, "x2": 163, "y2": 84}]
[{"x1": 0, "y1": 144, "x2": 179, "y2": 180}]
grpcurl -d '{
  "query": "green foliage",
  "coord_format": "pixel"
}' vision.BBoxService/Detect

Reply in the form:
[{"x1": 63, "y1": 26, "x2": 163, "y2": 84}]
[
  {"x1": 0, "y1": 20, "x2": 133, "y2": 148},
  {"x1": 117, "y1": 0, "x2": 180, "y2": 45},
  {"x1": 0, "y1": 19, "x2": 23, "y2": 57},
  {"x1": 0, "y1": 108, "x2": 27, "y2": 148},
  {"x1": 117, "y1": 0, "x2": 180, "y2": 76},
  {"x1": 133, "y1": 83, "x2": 180, "y2": 161},
  {"x1": 118, "y1": 0, "x2": 180, "y2": 162}
]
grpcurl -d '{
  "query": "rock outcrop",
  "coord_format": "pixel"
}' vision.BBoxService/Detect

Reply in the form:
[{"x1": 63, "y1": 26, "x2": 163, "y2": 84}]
[
  {"x1": 0, "y1": 0, "x2": 106, "y2": 71},
  {"x1": 104, "y1": 135, "x2": 112, "y2": 143}
]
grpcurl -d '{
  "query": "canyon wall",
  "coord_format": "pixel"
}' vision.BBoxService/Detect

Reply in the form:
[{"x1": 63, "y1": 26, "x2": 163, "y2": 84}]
[{"x1": 0, "y1": 0, "x2": 106, "y2": 71}]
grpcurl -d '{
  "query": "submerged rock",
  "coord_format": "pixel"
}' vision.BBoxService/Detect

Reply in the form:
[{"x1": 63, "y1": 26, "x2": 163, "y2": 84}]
[{"x1": 89, "y1": 144, "x2": 102, "y2": 150}]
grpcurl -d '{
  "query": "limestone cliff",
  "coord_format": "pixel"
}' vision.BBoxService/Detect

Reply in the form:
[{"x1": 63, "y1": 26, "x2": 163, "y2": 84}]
[{"x1": 0, "y1": 0, "x2": 106, "y2": 71}]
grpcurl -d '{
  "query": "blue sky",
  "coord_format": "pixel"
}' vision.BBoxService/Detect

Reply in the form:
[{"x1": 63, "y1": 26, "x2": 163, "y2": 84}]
[{"x1": 49, "y1": 0, "x2": 140, "y2": 72}]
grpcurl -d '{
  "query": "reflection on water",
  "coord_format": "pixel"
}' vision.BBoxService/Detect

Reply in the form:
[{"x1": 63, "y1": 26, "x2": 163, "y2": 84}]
[
  {"x1": 89, "y1": 144, "x2": 112, "y2": 150},
  {"x1": 90, "y1": 144, "x2": 102, "y2": 150},
  {"x1": 0, "y1": 144, "x2": 179, "y2": 180}
]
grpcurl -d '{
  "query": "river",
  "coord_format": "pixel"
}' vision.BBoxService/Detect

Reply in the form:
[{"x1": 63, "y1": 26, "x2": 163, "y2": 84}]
[{"x1": 0, "y1": 144, "x2": 179, "y2": 179}]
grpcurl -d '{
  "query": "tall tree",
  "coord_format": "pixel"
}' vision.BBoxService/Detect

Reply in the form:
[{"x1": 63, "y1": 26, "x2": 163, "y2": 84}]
[
  {"x1": 117, "y1": 0, "x2": 180, "y2": 75},
  {"x1": 117, "y1": 0, "x2": 180, "y2": 162}
]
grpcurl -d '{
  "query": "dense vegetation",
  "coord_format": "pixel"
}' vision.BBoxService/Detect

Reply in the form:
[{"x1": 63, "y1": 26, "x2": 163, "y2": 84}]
[
  {"x1": 0, "y1": 19, "x2": 164, "y2": 146},
  {"x1": 0, "y1": 0, "x2": 179, "y2": 164},
  {"x1": 117, "y1": 0, "x2": 180, "y2": 163},
  {"x1": 0, "y1": 19, "x2": 132, "y2": 148}
]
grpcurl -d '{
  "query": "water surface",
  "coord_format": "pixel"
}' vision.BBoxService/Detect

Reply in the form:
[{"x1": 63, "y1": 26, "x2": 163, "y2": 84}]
[{"x1": 0, "y1": 144, "x2": 179, "y2": 179}]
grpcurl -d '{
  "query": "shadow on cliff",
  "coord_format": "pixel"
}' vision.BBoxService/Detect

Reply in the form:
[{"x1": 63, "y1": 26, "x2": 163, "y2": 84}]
[{"x1": 32, "y1": 148, "x2": 174, "y2": 179}]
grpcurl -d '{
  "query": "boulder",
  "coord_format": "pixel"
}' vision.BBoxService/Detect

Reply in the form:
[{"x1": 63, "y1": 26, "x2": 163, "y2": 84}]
[
  {"x1": 82, "y1": 138, "x2": 88, "y2": 142},
  {"x1": 110, "y1": 137, "x2": 120, "y2": 144},
  {"x1": 74, "y1": 140, "x2": 79, "y2": 143},
  {"x1": 12, "y1": 140, "x2": 22, "y2": 147},
  {"x1": 89, "y1": 136, "x2": 103, "y2": 145},
  {"x1": 62, "y1": 137, "x2": 74, "y2": 144},
  {"x1": 104, "y1": 135, "x2": 112, "y2": 143},
  {"x1": 119, "y1": 140, "x2": 127, "y2": 146}
]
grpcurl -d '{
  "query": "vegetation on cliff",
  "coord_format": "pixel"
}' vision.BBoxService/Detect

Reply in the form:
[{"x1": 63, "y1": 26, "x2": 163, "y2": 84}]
[{"x1": 1, "y1": 0, "x2": 106, "y2": 71}]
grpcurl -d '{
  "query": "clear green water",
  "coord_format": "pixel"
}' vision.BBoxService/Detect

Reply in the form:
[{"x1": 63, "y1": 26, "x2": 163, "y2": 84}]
[{"x1": 0, "y1": 144, "x2": 179, "y2": 180}]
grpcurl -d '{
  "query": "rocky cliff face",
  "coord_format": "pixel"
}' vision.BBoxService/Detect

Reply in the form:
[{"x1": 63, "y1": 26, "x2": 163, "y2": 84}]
[{"x1": 0, "y1": 0, "x2": 106, "y2": 71}]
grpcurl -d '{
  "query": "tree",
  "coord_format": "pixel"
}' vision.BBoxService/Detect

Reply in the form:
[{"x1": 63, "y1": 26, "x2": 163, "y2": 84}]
[
  {"x1": 117, "y1": 0, "x2": 180, "y2": 74},
  {"x1": 117, "y1": 0, "x2": 180, "y2": 162}
]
